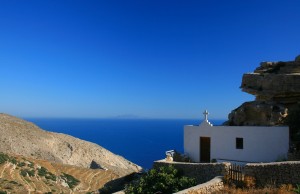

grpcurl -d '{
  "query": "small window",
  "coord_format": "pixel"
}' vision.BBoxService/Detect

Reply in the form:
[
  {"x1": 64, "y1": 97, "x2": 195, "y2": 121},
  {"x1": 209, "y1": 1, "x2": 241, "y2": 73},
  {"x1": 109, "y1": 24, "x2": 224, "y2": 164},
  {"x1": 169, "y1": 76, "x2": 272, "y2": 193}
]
[{"x1": 236, "y1": 138, "x2": 243, "y2": 149}]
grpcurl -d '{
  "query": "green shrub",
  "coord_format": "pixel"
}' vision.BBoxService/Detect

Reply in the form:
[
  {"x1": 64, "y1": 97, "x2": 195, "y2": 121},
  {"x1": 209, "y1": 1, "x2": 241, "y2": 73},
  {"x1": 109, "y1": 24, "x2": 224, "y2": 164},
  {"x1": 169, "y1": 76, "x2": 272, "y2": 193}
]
[
  {"x1": 45, "y1": 172, "x2": 57, "y2": 181},
  {"x1": 20, "y1": 169, "x2": 27, "y2": 177},
  {"x1": 125, "y1": 165, "x2": 196, "y2": 194},
  {"x1": 61, "y1": 173, "x2": 80, "y2": 189},
  {"x1": 28, "y1": 162, "x2": 34, "y2": 168},
  {"x1": 294, "y1": 184, "x2": 300, "y2": 194},
  {"x1": 10, "y1": 158, "x2": 17, "y2": 165},
  {"x1": 20, "y1": 169, "x2": 35, "y2": 177},
  {"x1": 27, "y1": 169, "x2": 35, "y2": 177},
  {"x1": 38, "y1": 167, "x2": 48, "y2": 176},
  {"x1": 17, "y1": 162, "x2": 26, "y2": 167},
  {"x1": 0, "y1": 153, "x2": 9, "y2": 164},
  {"x1": 9, "y1": 181, "x2": 18, "y2": 185}
]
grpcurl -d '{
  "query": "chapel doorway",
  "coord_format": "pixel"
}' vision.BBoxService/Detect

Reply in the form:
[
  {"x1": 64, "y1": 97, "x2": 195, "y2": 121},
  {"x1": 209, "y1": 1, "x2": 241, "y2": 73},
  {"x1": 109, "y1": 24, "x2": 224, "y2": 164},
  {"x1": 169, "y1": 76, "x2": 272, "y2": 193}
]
[{"x1": 200, "y1": 137, "x2": 211, "y2": 162}]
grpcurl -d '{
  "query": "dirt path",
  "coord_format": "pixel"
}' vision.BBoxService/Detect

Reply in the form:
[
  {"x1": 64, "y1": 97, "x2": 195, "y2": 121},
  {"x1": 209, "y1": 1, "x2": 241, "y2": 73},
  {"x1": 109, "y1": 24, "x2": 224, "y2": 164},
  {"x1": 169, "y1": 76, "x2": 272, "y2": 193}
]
[
  {"x1": 77, "y1": 171, "x2": 102, "y2": 192},
  {"x1": 0, "y1": 162, "x2": 9, "y2": 178},
  {"x1": 9, "y1": 163, "x2": 16, "y2": 179}
]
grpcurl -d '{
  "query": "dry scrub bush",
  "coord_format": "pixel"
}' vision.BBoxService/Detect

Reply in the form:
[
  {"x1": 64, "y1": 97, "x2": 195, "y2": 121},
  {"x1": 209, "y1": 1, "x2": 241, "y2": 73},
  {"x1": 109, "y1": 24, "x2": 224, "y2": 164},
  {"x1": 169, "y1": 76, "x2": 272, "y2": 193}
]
[
  {"x1": 218, "y1": 174, "x2": 294, "y2": 194},
  {"x1": 216, "y1": 184, "x2": 294, "y2": 194},
  {"x1": 243, "y1": 175, "x2": 255, "y2": 188},
  {"x1": 223, "y1": 174, "x2": 255, "y2": 188}
]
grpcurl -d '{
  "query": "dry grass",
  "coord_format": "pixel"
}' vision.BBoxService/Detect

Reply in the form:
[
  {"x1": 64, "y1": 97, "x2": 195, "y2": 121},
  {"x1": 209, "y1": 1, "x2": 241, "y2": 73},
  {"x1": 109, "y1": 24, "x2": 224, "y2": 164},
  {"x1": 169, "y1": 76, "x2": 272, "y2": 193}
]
[
  {"x1": 0, "y1": 153, "x2": 120, "y2": 193},
  {"x1": 214, "y1": 174, "x2": 296, "y2": 194},
  {"x1": 214, "y1": 184, "x2": 295, "y2": 194}
]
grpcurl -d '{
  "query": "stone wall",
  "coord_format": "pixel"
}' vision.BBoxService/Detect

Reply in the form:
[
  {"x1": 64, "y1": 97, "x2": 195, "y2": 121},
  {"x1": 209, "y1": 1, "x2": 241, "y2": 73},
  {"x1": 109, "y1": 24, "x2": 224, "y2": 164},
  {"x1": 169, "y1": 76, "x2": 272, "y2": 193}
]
[
  {"x1": 153, "y1": 160, "x2": 230, "y2": 184},
  {"x1": 154, "y1": 160, "x2": 300, "y2": 187},
  {"x1": 244, "y1": 161, "x2": 300, "y2": 186},
  {"x1": 174, "y1": 176, "x2": 224, "y2": 194},
  {"x1": 288, "y1": 151, "x2": 300, "y2": 161}
]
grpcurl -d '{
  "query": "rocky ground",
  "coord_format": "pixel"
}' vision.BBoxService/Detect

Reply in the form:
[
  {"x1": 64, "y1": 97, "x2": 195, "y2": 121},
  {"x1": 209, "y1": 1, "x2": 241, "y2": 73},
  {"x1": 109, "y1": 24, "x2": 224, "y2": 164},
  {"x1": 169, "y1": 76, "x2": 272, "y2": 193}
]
[{"x1": 0, "y1": 113, "x2": 142, "y2": 177}]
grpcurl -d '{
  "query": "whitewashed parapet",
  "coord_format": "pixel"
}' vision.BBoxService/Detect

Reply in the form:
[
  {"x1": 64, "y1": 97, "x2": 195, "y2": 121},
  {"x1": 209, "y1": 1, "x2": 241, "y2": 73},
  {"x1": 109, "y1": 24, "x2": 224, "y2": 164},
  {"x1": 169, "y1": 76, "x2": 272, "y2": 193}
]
[{"x1": 112, "y1": 191, "x2": 125, "y2": 194}]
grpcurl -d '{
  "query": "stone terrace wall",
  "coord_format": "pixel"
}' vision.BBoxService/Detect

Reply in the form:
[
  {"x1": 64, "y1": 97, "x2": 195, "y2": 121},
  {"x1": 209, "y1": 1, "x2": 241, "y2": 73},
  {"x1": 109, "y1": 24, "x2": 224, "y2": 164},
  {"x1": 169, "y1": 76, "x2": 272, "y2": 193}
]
[
  {"x1": 288, "y1": 151, "x2": 300, "y2": 161},
  {"x1": 175, "y1": 176, "x2": 224, "y2": 194},
  {"x1": 244, "y1": 161, "x2": 300, "y2": 186},
  {"x1": 153, "y1": 160, "x2": 230, "y2": 184}
]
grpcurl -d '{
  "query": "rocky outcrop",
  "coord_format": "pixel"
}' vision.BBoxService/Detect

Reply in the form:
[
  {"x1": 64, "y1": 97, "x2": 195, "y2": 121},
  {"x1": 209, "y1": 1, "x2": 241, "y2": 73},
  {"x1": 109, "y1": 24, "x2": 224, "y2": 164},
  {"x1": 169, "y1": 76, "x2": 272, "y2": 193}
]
[
  {"x1": 225, "y1": 55, "x2": 300, "y2": 126},
  {"x1": 0, "y1": 113, "x2": 142, "y2": 176},
  {"x1": 226, "y1": 101, "x2": 288, "y2": 126}
]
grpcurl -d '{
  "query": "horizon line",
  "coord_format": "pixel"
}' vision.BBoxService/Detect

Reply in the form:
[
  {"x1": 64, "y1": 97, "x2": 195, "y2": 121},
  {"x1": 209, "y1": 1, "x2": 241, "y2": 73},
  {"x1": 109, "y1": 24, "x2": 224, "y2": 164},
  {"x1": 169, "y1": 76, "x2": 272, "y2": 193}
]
[{"x1": 22, "y1": 116, "x2": 227, "y2": 121}]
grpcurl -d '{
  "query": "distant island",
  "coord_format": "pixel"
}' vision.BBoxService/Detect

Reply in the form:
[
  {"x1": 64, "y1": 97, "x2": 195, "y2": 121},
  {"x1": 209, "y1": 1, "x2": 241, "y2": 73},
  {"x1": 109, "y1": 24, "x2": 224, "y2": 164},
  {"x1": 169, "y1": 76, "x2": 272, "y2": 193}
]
[{"x1": 1, "y1": 55, "x2": 300, "y2": 193}]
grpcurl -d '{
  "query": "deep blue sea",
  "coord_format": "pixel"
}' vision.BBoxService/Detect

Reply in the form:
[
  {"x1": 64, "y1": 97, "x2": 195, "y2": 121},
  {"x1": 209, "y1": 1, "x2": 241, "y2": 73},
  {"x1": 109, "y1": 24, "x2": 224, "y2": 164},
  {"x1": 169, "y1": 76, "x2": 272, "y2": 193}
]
[{"x1": 26, "y1": 118, "x2": 224, "y2": 170}]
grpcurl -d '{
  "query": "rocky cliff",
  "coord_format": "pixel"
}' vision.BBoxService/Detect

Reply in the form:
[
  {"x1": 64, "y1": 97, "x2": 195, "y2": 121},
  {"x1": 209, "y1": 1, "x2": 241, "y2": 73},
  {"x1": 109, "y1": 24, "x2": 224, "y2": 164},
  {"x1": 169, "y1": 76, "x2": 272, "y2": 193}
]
[
  {"x1": 0, "y1": 113, "x2": 141, "y2": 177},
  {"x1": 225, "y1": 55, "x2": 300, "y2": 126}
]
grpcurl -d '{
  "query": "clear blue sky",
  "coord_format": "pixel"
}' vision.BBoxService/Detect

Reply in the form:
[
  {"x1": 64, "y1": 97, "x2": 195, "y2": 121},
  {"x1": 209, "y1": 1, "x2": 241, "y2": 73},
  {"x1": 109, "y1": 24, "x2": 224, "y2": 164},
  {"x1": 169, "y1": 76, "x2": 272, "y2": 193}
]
[{"x1": 1, "y1": 0, "x2": 300, "y2": 119}]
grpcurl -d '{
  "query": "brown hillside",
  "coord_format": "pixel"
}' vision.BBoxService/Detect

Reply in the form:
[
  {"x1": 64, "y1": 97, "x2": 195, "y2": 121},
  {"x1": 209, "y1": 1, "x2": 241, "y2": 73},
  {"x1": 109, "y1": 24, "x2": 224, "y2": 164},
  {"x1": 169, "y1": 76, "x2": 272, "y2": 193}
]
[
  {"x1": 0, "y1": 152, "x2": 119, "y2": 193},
  {"x1": 0, "y1": 113, "x2": 141, "y2": 177}
]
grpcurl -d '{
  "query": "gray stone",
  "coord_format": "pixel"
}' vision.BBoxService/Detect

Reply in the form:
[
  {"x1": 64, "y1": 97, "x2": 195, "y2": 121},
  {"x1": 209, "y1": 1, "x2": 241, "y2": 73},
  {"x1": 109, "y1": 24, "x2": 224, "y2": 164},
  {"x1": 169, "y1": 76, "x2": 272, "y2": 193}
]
[
  {"x1": 224, "y1": 55, "x2": 300, "y2": 126},
  {"x1": 0, "y1": 113, "x2": 142, "y2": 176}
]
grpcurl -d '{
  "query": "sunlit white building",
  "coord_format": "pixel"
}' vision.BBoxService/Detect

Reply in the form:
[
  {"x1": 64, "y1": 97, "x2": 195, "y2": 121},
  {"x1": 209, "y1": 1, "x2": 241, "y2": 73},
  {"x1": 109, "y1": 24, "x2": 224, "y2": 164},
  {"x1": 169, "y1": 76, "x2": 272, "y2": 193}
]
[{"x1": 184, "y1": 110, "x2": 289, "y2": 163}]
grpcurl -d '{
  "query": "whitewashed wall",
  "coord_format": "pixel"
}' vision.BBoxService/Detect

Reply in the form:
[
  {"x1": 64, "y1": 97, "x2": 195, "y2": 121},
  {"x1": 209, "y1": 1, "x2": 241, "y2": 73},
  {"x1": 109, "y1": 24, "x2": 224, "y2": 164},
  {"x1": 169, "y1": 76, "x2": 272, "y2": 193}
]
[{"x1": 184, "y1": 121, "x2": 289, "y2": 163}]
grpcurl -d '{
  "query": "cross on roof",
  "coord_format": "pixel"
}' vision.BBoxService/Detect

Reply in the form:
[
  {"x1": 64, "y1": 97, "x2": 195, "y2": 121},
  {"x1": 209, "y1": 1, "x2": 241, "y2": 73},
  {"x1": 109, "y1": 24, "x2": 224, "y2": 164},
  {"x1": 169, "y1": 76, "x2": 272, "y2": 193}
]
[{"x1": 203, "y1": 110, "x2": 209, "y2": 121}]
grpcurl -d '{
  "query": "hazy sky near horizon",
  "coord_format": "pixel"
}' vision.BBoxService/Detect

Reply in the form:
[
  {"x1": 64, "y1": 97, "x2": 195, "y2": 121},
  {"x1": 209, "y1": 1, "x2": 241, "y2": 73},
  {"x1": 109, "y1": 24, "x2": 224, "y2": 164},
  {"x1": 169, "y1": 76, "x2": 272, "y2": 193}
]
[{"x1": 1, "y1": 0, "x2": 300, "y2": 119}]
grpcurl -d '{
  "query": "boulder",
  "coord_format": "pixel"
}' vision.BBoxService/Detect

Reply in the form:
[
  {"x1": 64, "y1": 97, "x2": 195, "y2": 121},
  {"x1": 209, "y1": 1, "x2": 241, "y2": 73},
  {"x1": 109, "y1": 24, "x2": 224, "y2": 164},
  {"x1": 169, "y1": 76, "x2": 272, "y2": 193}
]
[
  {"x1": 225, "y1": 55, "x2": 300, "y2": 126},
  {"x1": 224, "y1": 101, "x2": 287, "y2": 126}
]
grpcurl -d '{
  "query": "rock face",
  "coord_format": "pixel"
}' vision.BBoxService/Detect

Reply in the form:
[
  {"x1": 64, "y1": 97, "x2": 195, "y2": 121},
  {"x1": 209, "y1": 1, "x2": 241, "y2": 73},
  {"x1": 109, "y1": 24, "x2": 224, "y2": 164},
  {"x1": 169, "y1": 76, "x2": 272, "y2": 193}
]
[
  {"x1": 0, "y1": 113, "x2": 141, "y2": 176},
  {"x1": 225, "y1": 55, "x2": 300, "y2": 126}
]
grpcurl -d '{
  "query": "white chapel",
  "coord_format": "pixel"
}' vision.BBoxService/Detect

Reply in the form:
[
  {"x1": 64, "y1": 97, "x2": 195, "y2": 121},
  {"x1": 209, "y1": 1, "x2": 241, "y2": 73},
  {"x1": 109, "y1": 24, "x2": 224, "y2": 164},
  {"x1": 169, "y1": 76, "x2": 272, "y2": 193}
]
[{"x1": 184, "y1": 110, "x2": 289, "y2": 163}]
